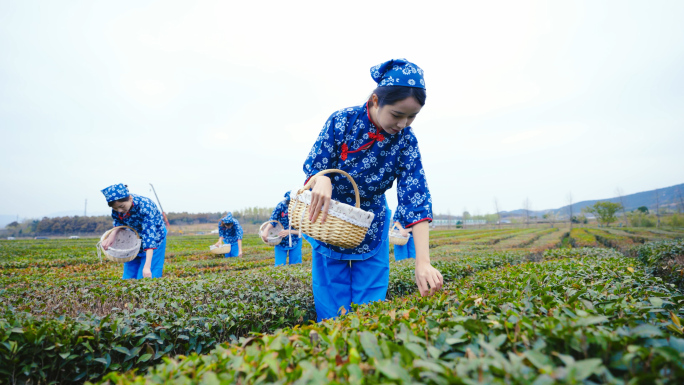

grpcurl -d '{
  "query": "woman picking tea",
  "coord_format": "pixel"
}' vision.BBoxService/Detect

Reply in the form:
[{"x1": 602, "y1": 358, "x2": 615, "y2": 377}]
[
  {"x1": 261, "y1": 191, "x2": 302, "y2": 266},
  {"x1": 101, "y1": 183, "x2": 167, "y2": 279},
  {"x1": 214, "y1": 213, "x2": 243, "y2": 257},
  {"x1": 301, "y1": 58, "x2": 443, "y2": 321}
]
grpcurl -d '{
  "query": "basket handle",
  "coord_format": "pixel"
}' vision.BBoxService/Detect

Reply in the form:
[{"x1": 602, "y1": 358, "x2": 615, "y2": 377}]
[
  {"x1": 96, "y1": 225, "x2": 140, "y2": 263},
  {"x1": 103, "y1": 225, "x2": 141, "y2": 241},
  {"x1": 259, "y1": 220, "x2": 281, "y2": 235},
  {"x1": 299, "y1": 169, "x2": 361, "y2": 209}
]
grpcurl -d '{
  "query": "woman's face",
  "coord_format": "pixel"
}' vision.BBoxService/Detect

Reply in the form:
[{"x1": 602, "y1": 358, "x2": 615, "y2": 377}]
[
  {"x1": 111, "y1": 198, "x2": 133, "y2": 214},
  {"x1": 371, "y1": 95, "x2": 423, "y2": 135},
  {"x1": 222, "y1": 222, "x2": 233, "y2": 229}
]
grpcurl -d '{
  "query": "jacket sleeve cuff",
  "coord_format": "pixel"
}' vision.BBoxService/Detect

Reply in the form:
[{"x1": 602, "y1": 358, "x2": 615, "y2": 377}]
[{"x1": 406, "y1": 217, "x2": 432, "y2": 228}]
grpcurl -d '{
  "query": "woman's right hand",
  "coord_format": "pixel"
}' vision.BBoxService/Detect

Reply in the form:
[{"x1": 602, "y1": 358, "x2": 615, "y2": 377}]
[
  {"x1": 415, "y1": 262, "x2": 444, "y2": 297},
  {"x1": 102, "y1": 229, "x2": 119, "y2": 250},
  {"x1": 399, "y1": 229, "x2": 409, "y2": 237},
  {"x1": 309, "y1": 175, "x2": 332, "y2": 223},
  {"x1": 261, "y1": 224, "x2": 272, "y2": 242}
]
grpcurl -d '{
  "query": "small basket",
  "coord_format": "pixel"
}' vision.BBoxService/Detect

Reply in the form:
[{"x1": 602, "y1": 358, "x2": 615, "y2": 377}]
[
  {"x1": 289, "y1": 169, "x2": 374, "y2": 249},
  {"x1": 209, "y1": 244, "x2": 232, "y2": 255},
  {"x1": 96, "y1": 226, "x2": 141, "y2": 263},
  {"x1": 259, "y1": 220, "x2": 284, "y2": 246},
  {"x1": 389, "y1": 223, "x2": 410, "y2": 246}
]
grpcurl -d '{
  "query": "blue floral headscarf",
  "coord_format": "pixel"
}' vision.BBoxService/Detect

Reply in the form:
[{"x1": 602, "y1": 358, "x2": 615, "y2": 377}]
[
  {"x1": 101, "y1": 183, "x2": 129, "y2": 203},
  {"x1": 221, "y1": 212, "x2": 235, "y2": 225},
  {"x1": 370, "y1": 58, "x2": 425, "y2": 89}
]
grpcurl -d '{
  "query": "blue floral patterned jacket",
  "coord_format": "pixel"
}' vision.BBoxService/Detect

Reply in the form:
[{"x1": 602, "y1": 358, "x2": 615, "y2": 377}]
[
  {"x1": 218, "y1": 213, "x2": 243, "y2": 244},
  {"x1": 111, "y1": 194, "x2": 166, "y2": 252},
  {"x1": 303, "y1": 102, "x2": 432, "y2": 256},
  {"x1": 270, "y1": 199, "x2": 301, "y2": 249}
]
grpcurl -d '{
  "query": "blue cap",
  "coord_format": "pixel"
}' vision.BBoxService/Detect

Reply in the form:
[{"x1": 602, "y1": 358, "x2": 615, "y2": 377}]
[
  {"x1": 101, "y1": 183, "x2": 129, "y2": 203},
  {"x1": 370, "y1": 58, "x2": 425, "y2": 89}
]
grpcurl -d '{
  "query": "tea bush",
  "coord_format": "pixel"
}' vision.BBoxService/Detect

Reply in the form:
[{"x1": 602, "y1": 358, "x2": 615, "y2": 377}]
[
  {"x1": 630, "y1": 239, "x2": 684, "y2": 292},
  {"x1": 98, "y1": 252, "x2": 684, "y2": 384},
  {"x1": 1, "y1": 229, "x2": 681, "y2": 383}
]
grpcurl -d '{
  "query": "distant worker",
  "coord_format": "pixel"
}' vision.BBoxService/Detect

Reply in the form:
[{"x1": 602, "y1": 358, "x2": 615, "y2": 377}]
[
  {"x1": 261, "y1": 191, "x2": 302, "y2": 266},
  {"x1": 392, "y1": 218, "x2": 415, "y2": 261},
  {"x1": 213, "y1": 213, "x2": 243, "y2": 257},
  {"x1": 101, "y1": 183, "x2": 167, "y2": 279}
]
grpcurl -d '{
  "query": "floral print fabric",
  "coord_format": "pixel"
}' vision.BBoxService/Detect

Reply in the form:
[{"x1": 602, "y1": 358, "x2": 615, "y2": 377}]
[
  {"x1": 303, "y1": 102, "x2": 432, "y2": 256},
  {"x1": 270, "y1": 199, "x2": 301, "y2": 249},
  {"x1": 370, "y1": 58, "x2": 425, "y2": 89},
  {"x1": 111, "y1": 194, "x2": 166, "y2": 251},
  {"x1": 218, "y1": 213, "x2": 243, "y2": 244},
  {"x1": 101, "y1": 183, "x2": 129, "y2": 202}
]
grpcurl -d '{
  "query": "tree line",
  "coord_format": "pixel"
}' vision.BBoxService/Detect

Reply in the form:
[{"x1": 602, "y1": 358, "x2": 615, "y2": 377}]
[{"x1": 3, "y1": 207, "x2": 275, "y2": 237}]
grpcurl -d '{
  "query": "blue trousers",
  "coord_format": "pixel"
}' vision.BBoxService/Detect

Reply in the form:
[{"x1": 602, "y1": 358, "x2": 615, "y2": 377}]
[
  {"x1": 275, "y1": 243, "x2": 302, "y2": 266},
  {"x1": 122, "y1": 236, "x2": 166, "y2": 279},
  {"x1": 311, "y1": 239, "x2": 390, "y2": 322},
  {"x1": 393, "y1": 236, "x2": 416, "y2": 261},
  {"x1": 223, "y1": 241, "x2": 240, "y2": 257}
]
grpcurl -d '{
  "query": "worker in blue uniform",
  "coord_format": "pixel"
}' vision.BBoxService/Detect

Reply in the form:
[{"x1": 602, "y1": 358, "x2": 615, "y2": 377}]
[
  {"x1": 214, "y1": 213, "x2": 243, "y2": 257},
  {"x1": 261, "y1": 191, "x2": 302, "y2": 266},
  {"x1": 101, "y1": 183, "x2": 167, "y2": 279},
  {"x1": 301, "y1": 58, "x2": 444, "y2": 321}
]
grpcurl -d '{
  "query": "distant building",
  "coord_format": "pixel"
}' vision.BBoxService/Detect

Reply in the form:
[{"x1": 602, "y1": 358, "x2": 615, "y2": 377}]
[
  {"x1": 432, "y1": 219, "x2": 460, "y2": 226},
  {"x1": 463, "y1": 219, "x2": 487, "y2": 226}
]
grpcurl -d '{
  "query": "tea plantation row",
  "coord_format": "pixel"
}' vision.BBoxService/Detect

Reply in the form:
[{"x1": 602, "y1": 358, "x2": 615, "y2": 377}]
[
  {"x1": 0, "y1": 227, "x2": 682, "y2": 384},
  {"x1": 1, "y1": 231, "x2": 535, "y2": 383},
  {"x1": 100, "y1": 246, "x2": 684, "y2": 384}
]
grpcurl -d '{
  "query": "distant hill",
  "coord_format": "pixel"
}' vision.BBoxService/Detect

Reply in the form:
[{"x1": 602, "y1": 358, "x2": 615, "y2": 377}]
[{"x1": 502, "y1": 183, "x2": 684, "y2": 218}]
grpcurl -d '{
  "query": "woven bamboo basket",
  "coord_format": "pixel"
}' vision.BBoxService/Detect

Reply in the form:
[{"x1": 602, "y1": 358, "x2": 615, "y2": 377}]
[
  {"x1": 259, "y1": 220, "x2": 284, "y2": 246},
  {"x1": 96, "y1": 226, "x2": 141, "y2": 263},
  {"x1": 288, "y1": 169, "x2": 374, "y2": 249},
  {"x1": 389, "y1": 223, "x2": 410, "y2": 246},
  {"x1": 209, "y1": 244, "x2": 232, "y2": 255}
]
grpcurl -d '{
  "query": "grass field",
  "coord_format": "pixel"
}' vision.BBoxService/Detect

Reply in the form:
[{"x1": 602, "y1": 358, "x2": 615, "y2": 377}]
[{"x1": 1, "y1": 226, "x2": 684, "y2": 384}]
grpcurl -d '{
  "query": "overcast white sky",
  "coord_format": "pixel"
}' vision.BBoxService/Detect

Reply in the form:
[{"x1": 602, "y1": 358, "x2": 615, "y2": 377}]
[{"x1": 1, "y1": 0, "x2": 683, "y2": 220}]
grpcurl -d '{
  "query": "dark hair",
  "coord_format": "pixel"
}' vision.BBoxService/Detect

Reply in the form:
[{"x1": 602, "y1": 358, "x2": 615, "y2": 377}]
[
  {"x1": 369, "y1": 86, "x2": 426, "y2": 108},
  {"x1": 107, "y1": 196, "x2": 131, "y2": 207}
]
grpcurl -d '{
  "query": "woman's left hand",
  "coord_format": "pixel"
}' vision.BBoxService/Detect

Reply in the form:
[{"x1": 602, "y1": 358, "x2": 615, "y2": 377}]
[
  {"x1": 142, "y1": 266, "x2": 152, "y2": 278},
  {"x1": 238, "y1": 250, "x2": 243, "y2": 257},
  {"x1": 278, "y1": 230, "x2": 290, "y2": 237},
  {"x1": 415, "y1": 262, "x2": 443, "y2": 296}
]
